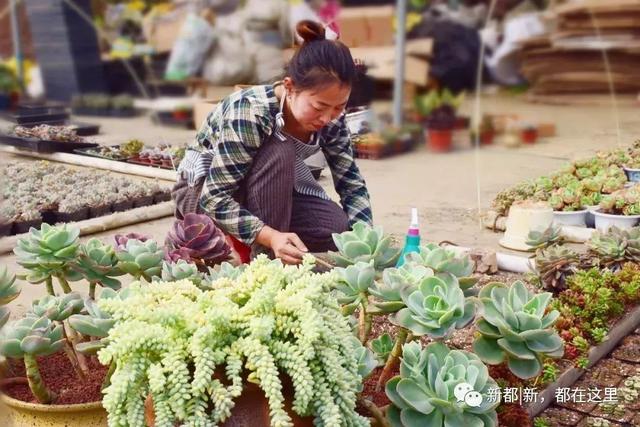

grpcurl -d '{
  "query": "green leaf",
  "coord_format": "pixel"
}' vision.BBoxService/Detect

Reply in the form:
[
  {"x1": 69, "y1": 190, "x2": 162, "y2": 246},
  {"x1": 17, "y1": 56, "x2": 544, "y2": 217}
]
[
  {"x1": 497, "y1": 338, "x2": 536, "y2": 360},
  {"x1": 396, "y1": 379, "x2": 434, "y2": 414},
  {"x1": 472, "y1": 336, "x2": 504, "y2": 365},
  {"x1": 507, "y1": 356, "x2": 542, "y2": 379},
  {"x1": 386, "y1": 377, "x2": 410, "y2": 410}
]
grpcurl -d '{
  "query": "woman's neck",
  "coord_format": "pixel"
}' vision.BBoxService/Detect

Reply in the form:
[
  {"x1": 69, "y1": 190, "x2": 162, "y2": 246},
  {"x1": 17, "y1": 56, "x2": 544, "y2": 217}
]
[{"x1": 275, "y1": 84, "x2": 312, "y2": 141}]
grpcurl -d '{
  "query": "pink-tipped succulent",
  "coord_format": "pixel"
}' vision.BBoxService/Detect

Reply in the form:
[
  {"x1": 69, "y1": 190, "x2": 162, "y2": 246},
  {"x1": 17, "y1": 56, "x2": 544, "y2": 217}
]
[
  {"x1": 164, "y1": 247, "x2": 192, "y2": 263},
  {"x1": 166, "y1": 214, "x2": 230, "y2": 264},
  {"x1": 114, "y1": 232, "x2": 150, "y2": 250}
]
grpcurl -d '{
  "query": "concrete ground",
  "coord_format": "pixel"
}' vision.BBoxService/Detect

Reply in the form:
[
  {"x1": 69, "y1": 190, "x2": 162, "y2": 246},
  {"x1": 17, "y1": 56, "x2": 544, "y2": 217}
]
[{"x1": 1, "y1": 92, "x2": 640, "y2": 313}]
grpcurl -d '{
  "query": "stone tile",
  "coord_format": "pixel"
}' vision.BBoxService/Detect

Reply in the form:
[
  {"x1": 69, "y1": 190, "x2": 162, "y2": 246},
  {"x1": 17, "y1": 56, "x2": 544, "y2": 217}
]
[
  {"x1": 589, "y1": 404, "x2": 636, "y2": 424},
  {"x1": 557, "y1": 399, "x2": 599, "y2": 415},
  {"x1": 611, "y1": 335, "x2": 640, "y2": 364}
]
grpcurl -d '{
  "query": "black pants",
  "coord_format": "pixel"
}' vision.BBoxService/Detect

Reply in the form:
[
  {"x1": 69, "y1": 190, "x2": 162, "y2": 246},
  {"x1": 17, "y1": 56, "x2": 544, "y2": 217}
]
[{"x1": 172, "y1": 140, "x2": 349, "y2": 252}]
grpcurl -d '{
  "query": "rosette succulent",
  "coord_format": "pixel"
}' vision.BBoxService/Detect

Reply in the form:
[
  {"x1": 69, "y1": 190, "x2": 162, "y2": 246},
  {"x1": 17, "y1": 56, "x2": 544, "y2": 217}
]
[
  {"x1": 73, "y1": 238, "x2": 124, "y2": 293},
  {"x1": 116, "y1": 239, "x2": 164, "y2": 282},
  {"x1": 13, "y1": 223, "x2": 80, "y2": 285},
  {"x1": 330, "y1": 221, "x2": 400, "y2": 270},
  {"x1": 334, "y1": 261, "x2": 376, "y2": 314},
  {"x1": 587, "y1": 226, "x2": 640, "y2": 269},
  {"x1": 114, "y1": 232, "x2": 149, "y2": 251},
  {"x1": 386, "y1": 341, "x2": 499, "y2": 427},
  {"x1": 391, "y1": 274, "x2": 476, "y2": 339},
  {"x1": 31, "y1": 292, "x2": 84, "y2": 321},
  {"x1": 0, "y1": 314, "x2": 65, "y2": 403},
  {"x1": 69, "y1": 289, "x2": 121, "y2": 354},
  {"x1": 159, "y1": 260, "x2": 202, "y2": 285},
  {"x1": 472, "y1": 281, "x2": 564, "y2": 379},
  {"x1": 371, "y1": 333, "x2": 394, "y2": 363},
  {"x1": 370, "y1": 266, "x2": 431, "y2": 313},
  {"x1": 0, "y1": 265, "x2": 20, "y2": 329},
  {"x1": 166, "y1": 213, "x2": 230, "y2": 264},
  {"x1": 404, "y1": 244, "x2": 478, "y2": 291}
]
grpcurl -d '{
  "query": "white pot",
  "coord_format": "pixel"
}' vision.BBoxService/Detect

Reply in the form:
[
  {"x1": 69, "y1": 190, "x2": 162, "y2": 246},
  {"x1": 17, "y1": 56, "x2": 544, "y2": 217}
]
[
  {"x1": 585, "y1": 205, "x2": 599, "y2": 228},
  {"x1": 623, "y1": 166, "x2": 640, "y2": 183},
  {"x1": 593, "y1": 210, "x2": 640, "y2": 232},
  {"x1": 499, "y1": 201, "x2": 554, "y2": 251},
  {"x1": 553, "y1": 209, "x2": 588, "y2": 228}
]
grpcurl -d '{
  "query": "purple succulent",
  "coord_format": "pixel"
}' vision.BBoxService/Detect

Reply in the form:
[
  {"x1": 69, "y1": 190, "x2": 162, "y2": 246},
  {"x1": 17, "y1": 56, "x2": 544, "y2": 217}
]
[
  {"x1": 164, "y1": 247, "x2": 192, "y2": 263},
  {"x1": 166, "y1": 213, "x2": 230, "y2": 264},
  {"x1": 114, "y1": 232, "x2": 150, "y2": 250}
]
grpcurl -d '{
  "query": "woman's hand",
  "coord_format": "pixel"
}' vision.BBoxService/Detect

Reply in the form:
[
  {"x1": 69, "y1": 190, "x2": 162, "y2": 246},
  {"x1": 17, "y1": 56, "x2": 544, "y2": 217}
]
[{"x1": 256, "y1": 226, "x2": 308, "y2": 265}]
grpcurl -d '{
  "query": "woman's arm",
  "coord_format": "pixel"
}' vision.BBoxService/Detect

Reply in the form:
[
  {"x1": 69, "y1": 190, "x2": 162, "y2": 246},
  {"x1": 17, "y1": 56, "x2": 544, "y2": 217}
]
[{"x1": 321, "y1": 115, "x2": 373, "y2": 226}]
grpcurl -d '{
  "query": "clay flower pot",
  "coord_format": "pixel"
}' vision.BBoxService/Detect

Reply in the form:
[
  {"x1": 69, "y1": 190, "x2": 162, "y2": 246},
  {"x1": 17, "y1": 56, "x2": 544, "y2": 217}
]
[
  {"x1": 0, "y1": 394, "x2": 107, "y2": 427},
  {"x1": 427, "y1": 128, "x2": 453, "y2": 153}
]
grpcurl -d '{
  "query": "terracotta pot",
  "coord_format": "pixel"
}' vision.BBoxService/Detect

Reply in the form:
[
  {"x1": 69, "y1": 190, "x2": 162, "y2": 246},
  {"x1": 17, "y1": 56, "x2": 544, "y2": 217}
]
[
  {"x1": 427, "y1": 129, "x2": 453, "y2": 152},
  {"x1": 521, "y1": 128, "x2": 538, "y2": 144},
  {"x1": 145, "y1": 374, "x2": 314, "y2": 427},
  {"x1": 0, "y1": 393, "x2": 107, "y2": 427},
  {"x1": 480, "y1": 130, "x2": 495, "y2": 145}
]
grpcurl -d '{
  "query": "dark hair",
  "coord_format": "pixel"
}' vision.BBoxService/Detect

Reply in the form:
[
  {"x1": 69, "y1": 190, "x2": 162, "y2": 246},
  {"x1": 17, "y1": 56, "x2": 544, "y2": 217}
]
[{"x1": 286, "y1": 20, "x2": 357, "y2": 90}]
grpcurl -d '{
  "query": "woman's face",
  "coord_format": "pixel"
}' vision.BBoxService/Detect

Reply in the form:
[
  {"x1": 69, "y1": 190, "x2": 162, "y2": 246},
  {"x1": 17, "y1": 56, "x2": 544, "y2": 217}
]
[{"x1": 284, "y1": 78, "x2": 351, "y2": 132}]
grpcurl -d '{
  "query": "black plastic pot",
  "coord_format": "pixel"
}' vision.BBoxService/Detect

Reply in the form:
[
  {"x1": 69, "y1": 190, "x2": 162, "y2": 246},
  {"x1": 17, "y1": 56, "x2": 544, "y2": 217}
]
[
  {"x1": 13, "y1": 219, "x2": 43, "y2": 235},
  {"x1": 112, "y1": 199, "x2": 134, "y2": 213},
  {"x1": 88, "y1": 204, "x2": 112, "y2": 218},
  {"x1": 0, "y1": 222, "x2": 13, "y2": 237},
  {"x1": 133, "y1": 195, "x2": 154, "y2": 208},
  {"x1": 153, "y1": 191, "x2": 172, "y2": 203},
  {"x1": 57, "y1": 207, "x2": 90, "y2": 223}
]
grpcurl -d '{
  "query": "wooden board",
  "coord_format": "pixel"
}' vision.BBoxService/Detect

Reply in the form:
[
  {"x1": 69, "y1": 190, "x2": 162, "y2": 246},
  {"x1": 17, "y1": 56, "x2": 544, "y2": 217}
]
[{"x1": 555, "y1": 0, "x2": 640, "y2": 16}]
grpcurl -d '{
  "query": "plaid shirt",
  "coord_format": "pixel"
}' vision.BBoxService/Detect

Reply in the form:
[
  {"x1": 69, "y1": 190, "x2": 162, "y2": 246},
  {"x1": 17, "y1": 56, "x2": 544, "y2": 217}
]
[{"x1": 179, "y1": 84, "x2": 372, "y2": 244}]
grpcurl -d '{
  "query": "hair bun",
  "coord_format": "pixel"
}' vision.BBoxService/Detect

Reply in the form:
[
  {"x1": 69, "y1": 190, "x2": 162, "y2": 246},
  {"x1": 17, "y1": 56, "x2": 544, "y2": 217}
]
[{"x1": 296, "y1": 20, "x2": 326, "y2": 44}]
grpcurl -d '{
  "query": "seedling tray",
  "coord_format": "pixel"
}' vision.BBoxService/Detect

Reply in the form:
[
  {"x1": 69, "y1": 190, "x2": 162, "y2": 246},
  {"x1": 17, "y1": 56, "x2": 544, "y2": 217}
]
[
  {"x1": 73, "y1": 145, "x2": 131, "y2": 161},
  {"x1": 0, "y1": 133, "x2": 98, "y2": 153}
]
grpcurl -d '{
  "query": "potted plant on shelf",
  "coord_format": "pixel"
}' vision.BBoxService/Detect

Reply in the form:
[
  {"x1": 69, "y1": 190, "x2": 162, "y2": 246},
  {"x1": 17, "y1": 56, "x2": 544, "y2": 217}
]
[
  {"x1": 622, "y1": 154, "x2": 640, "y2": 183},
  {"x1": 0, "y1": 63, "x2": 20, "y2": 110},
  {"x1": 109, "y1": 94, "x2": 134, "y2": 117},
  {"x1": 415, "y1": 89, "x2": 464, "y2": 153},
  {"x1": 547, "y1": 181, "x2": 589, "y2": 227},
  {"x1": 593, "y1": 184, "x2": 640, "y2": 231}
]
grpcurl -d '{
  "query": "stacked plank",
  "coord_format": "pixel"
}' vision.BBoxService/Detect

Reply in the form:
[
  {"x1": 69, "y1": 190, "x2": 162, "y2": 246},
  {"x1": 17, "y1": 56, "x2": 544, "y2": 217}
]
[{"x1": 520, "y1": 0, "x2": 640, "y2": 95}]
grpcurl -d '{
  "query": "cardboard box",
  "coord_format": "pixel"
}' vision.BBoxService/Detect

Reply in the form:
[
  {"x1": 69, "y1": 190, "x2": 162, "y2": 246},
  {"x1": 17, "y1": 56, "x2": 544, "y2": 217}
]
[{"x1": 338, "y1": 6, "x2": 394, "y2": 47}]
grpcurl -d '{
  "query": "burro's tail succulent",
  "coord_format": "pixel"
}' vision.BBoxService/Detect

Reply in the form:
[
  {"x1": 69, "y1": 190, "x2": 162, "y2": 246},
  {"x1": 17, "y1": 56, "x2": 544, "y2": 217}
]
[
  {"x1": 116, "y1": 239, "x2": 164, "y2": 282},
  {"x1": 0, "y1": 315, "x2": 64, "y2": 403},
  {"x1": 0, "y1": 265, "x2": 20, "y2": 329},
  {"x1": 386, "y1": 341, "x2": 499, "y2": 427},
  {"x1": 391, "y1": 274, "x2": 475, "y2": 340},
  {"x1": 330, "y1": 221, "x2": 400, "y2": 270},
  {"x1": 472, "y1": 281, "x2": 564, "y2": 379}
]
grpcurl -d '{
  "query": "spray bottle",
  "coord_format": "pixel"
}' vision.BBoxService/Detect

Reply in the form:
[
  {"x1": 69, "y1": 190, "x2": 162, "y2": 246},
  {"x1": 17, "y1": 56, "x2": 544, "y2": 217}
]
[{"x1": 396, "y1": 207, "x2": 421, "y2": 267}]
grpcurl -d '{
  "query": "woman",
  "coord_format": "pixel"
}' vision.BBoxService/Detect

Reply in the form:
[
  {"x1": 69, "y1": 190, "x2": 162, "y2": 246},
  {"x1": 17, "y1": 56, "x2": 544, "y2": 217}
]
[{"x1": 173, "y1": 20, "x2": 372, "y2": 265}]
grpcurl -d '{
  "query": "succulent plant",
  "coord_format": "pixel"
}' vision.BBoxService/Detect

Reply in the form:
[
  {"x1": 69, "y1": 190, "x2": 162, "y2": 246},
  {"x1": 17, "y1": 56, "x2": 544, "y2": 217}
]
[
  {"x1": 599, "y1": 185, "x2": 640, "y2": 215},
  {"x1": 0, "y1": 314, "x2": 65, "y2": 403},
  {"x1": 370, "y1": 266, "x2": 429, "y2": 313},
  {"x1": 31, "y1": 292, "x2": 84, "y2": 321},
  {"x1": 334, "y1": 261, "x2": 376, "y2": 314},
  {"x1": 73, "y1": 238, "x2": 124, "y2": 291},
  {"x1": 68, "y1": 289, "x2": 122, "y2": 355},
  {"x1": 405, "y1": 244, "x2": 476, "y2": 282},
  {"x1": 116, "y1": 239, "x2": 164, "y2": 282},
  {"x1": 166, "y1": 213, "x2": 230, "y2": 264},
  {"x1": 330, "y1": 221, "x2": 400, "y2": 270},
  {"x1": 386, "y1": 341, "x2": 499, "y2": 427},
  {"x1": 525, "y1": 225, "x2": 562, "y2": 250},
  {"x1": 352, "y1": 337, "x2": 377, "y2": 383},
  {"x1": 159, "y1": 260, "x2": 202, "y2": 285},
  {"x1": 391, "y1": 274, "x2": 476, "y2": 339},
  {"x1": 371, "y1": 333, "x2": 394, "y2": 363},
  {"x1": 203, "y1": 261, "x2": 246, "y2": 283},
  {"x1": 114, "y1": 232, "x2": 150, "y2": 250},
  {"x1": 532, "y1": 245, "x2": 585, "y2": 292},
  {"x1": 472, "y1": 281, "x2": 564, "y2": 379},
  {"x1": 587, "y1": 226, "x2": 640, "y2": 269},
  {"x1": 0, "y1": 265, "x2": 20, "y2": 329},
  {"x1": 13, "y1": 223, "x2": 81, "y2": 285}
]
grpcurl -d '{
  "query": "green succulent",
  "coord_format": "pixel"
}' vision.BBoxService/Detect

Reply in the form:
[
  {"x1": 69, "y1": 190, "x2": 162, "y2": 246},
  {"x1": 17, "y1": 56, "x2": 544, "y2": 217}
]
[
  {"x1": 73, "y1": 238, "x2": 123, "y2": 290},
  {"x1": 371, "y1": 333, "x2": 394, "y2": 363},
  {"x1": 391, "y1": 274, "x2": 476, "y2": 339},
  {"x1": 404, "y1": 244, "x2": 477, "y2": 289},
  {"x1": 116, "y1": 239, "x2": 164, "y2": 281},
  {"x1": 203, "y1": 261, "x2": 246, "y2": 284},
  {"x1": 31, "y1": 292, "x2": 84, "y2": 321},
  {"x1": 334, "y1": 261, "x2": 376, "y2": 314},
  {"x1": 68, "y1": 289, "x2": 121, "y2": 354},
  {"x1": 352, "y1": 337, "x2": 377, "y2": 383},
  {"x1": 159, "y1": 260, "x2": 202, "y2": 285},
  {"x1": 13, "y1": 223, "x2": 80, "y2": 284},
  {"x1": 330, "y1": 221, "x2": 400, "y2": 270},
  {"x1": 370, "y1": 266, "x2": 429, "y2": 313},
  {"x1": 525, "y1": 225, "x2": 562, "y2": 251},
  {"x1": 386, "y1": 341, "x2": 499, "y2": 427},
  {"x1": 0, "y1": 314, "x2": 64, "y2": 358},
  {"x1": 587, "y1": 226, "x2": 640, "y2": 269},
  {"x1": 472, "y1": 281, "x2": 564, "y2": 379},
  {"x1": 0, "y1": 266, "x2": 20, "y2": 329}
]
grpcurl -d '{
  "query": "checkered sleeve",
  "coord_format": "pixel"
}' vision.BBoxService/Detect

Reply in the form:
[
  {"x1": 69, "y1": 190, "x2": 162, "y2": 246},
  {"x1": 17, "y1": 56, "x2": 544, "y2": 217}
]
[
  {"x1": 321, "y1": 115, "x2": 373, "y2": 226},
  {"x1": 197, "y1": 96, "x2": 269, "y2": 244}
]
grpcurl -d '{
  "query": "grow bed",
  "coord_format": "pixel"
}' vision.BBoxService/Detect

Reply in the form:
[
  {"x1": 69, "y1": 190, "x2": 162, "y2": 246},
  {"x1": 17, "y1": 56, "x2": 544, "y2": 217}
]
[{"x1": 0, "y1": 133, "x2": 98, "y2": 154}]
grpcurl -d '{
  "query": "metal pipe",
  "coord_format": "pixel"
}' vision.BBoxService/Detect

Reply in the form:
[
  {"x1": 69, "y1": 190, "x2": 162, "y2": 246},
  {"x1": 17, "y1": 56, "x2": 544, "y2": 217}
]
[{"x1": 392, "y1": 0, "x2": 408, "y2": 127}]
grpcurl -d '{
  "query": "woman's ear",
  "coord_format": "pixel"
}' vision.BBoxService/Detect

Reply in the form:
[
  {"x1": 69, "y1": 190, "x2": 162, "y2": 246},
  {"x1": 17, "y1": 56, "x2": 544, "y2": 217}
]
[{"x1": 283, "y1": 77, "x2": 295, "y2": 93}]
